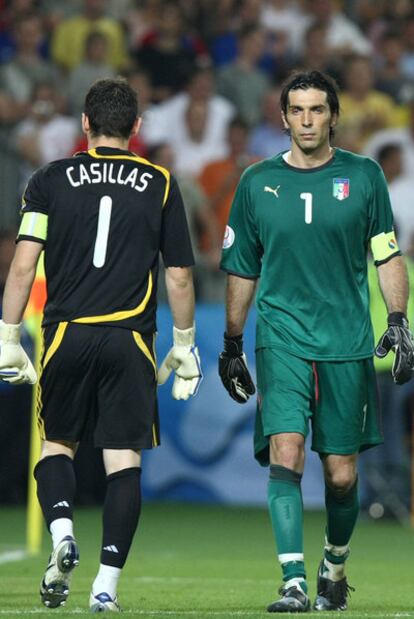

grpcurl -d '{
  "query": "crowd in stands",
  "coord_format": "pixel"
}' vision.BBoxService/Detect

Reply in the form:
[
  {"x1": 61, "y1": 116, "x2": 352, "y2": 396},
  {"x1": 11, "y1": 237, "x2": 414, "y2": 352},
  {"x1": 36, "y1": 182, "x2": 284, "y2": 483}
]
[
  {"x1": 1, "y1": 0, "x2": 414, "y2": 511},
  {"x1": 2, "y1": 0, "x2": 414, "y2": 298}
]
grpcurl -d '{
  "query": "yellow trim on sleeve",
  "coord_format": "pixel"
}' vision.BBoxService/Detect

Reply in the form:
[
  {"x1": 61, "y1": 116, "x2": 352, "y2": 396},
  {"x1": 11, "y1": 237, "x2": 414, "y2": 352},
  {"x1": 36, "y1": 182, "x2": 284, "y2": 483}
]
[
  {"x1": 18, "y1": 212, "x2": 48, "y2": 242},
  {"x1": 152, "y1": 424, "x2": 159, "y2": 447},
  {"x1": 72, "y1": 271, "x2": 152, "y2": 324},
  {"x1": 87, "y1": 148, "x2": 171, "y2": 206},
  {"x1": 370, "y1": 231, "x2": 400, "y2": 263},
  {"x1": 132, "y1": 331, "x2": 156, "y2": 374}
]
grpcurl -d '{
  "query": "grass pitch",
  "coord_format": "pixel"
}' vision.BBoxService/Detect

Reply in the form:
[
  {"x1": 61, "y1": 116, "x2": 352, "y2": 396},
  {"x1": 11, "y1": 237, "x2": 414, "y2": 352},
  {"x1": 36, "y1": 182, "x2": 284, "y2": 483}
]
[{"x1": 0, "y1": 503, "x2": 413, "y2": 618}]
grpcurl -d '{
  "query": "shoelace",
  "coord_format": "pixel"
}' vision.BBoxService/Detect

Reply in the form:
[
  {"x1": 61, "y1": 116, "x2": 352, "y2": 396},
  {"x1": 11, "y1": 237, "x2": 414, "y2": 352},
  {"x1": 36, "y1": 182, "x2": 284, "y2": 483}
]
[{"x1": 329, "y1": 579, "x2": 355, "y2": 606}]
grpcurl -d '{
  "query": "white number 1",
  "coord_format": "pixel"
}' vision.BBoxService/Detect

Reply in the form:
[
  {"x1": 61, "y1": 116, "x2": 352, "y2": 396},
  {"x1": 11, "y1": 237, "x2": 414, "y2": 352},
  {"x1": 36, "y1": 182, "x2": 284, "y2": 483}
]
[
  {"x1": 93, "y1": 195, "x2": 112, "y2": 268},
  {"x1": 300, "y1": 192, "x2": 313, "y2": 224}
]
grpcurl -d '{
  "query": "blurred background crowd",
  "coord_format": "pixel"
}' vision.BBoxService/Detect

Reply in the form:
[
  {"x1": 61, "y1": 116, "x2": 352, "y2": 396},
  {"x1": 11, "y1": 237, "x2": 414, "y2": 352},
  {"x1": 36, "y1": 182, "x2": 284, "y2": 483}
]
[{"x1": 1, "y1": 0, "x2": 414, "y2": 521}]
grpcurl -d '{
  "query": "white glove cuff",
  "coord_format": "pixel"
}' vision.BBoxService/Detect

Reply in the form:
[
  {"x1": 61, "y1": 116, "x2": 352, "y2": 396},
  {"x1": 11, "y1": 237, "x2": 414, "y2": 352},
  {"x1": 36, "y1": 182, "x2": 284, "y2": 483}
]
[
  {"x1": 173, "y1": 324, "x2": 195, "y2": 347},
  {"x1": 0, "y1": 320, "x2": 21, "y2": 344}
]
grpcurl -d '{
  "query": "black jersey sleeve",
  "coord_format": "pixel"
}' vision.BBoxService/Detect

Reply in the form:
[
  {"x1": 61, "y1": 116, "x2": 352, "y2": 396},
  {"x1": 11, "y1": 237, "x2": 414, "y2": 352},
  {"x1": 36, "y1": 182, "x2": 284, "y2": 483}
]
[
  {"x1": 21, "y1": 167, "x2": 49, "y2": 215},
  {"x1": 160, "y1": 175, "x2": 195, "y2": 267}
]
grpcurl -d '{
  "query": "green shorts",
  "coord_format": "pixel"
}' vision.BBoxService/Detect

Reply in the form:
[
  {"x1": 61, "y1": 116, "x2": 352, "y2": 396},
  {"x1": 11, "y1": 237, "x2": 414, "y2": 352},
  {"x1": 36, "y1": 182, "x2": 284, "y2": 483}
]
[{"x1": 254, "y1": 347, "x2": 382, "y2": 466}]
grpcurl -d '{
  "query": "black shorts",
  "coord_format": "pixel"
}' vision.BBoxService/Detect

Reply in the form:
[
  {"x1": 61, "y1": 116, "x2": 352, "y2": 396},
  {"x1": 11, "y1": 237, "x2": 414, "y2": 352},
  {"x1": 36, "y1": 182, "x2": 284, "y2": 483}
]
[{"x1": 37, "y1": 322, "x2": 160, "y2": 449}]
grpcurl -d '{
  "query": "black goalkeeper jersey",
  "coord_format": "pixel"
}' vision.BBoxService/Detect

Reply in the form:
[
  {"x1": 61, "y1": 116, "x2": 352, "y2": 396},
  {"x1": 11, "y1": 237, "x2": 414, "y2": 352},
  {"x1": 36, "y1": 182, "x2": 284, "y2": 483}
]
[{"x1": 18, "y1": 146, "x2": 194, "y2": 333}]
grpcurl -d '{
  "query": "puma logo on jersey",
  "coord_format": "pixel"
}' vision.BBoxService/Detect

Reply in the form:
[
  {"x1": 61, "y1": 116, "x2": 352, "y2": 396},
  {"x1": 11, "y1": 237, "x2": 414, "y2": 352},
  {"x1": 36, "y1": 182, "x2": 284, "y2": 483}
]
[{"x1": 264, "y1": 185, "x2": 280, "y2": 198}]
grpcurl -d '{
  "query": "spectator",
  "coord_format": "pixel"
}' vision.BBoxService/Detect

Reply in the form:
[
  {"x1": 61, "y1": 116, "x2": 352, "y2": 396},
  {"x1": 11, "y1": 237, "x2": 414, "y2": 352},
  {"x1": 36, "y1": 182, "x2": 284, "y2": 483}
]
[
  {"x1": 133, "y1": 0, "x2": 209, "y2": 102},
  {"x1": 216, "y1": 24, "x2": 270, "y2": 127},
  {"x1": 337, "y1": 54, "x2": 398, "y2": 152},
  {"x1": 0, "y1": 12, "x2": 62, "y2": 113},
  {"x1": 247, "y1": 87, "x2": 290, "y2": 159},
  {"x1": 291, "y1": 0, "x2": 372, "y2": 57},
  {"x1": 376, "y1": 143, "x2": 403, "y2": 184},
  {"x1": 68, "y1": 31, "x2": 116, "y2": 120},
  {"x1": 142, "y1": 66, "x2": 235, "y2": 163},
  {"x1": 13, "y1": 81, "x2": 78, "y2": 191},
  {"x1": 296, "y1": 22, "x2": 342, "y2": 85},
  {"x1": 199, "y1": 118, "x2": 256, "y2": 251},
  {"x1": 260, "y1": 0, "x2": 304, "y2": 52},
  {"x1": 400, "y1": 13, "x2": 414, "y2": 80},
  {"x1": 51, "y1": 0, "x2": 129, "y2": 72},
  {"x1": 364, "y1": 96, "x2": 414, "y2": 173},
  {"x1": 171, "y1": 98, "x2": 223, "y2": 177},
  {"x1": 375, "y1": 30, "x2": 413, "y2": 104}
]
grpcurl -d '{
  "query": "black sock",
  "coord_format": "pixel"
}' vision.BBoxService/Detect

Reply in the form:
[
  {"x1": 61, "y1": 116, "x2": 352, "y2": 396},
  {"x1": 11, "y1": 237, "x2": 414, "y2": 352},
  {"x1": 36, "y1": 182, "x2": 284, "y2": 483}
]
[
  {"x1": 101, "y1": 467, "x2": 142, "y2": 568},
  {"x1": 34, "y1": 455, "x2": 76, "y2": 529}
]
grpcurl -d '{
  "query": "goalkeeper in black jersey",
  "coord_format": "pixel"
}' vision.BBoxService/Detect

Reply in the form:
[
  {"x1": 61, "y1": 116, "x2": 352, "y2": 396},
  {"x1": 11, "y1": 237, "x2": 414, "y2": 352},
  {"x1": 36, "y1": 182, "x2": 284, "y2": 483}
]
[{"x1": 0, "y1": 77, "x2": 201, "y2": 612}]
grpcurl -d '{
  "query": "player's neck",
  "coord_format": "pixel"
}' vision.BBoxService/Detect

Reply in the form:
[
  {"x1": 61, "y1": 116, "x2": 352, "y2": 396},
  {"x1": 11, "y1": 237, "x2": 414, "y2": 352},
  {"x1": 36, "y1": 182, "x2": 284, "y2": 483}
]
[
  {"x1": 286, "y1": 143, "x2": 334, "y2": 169},
  {"x1": 87, "y1": 136, "x2": 131, "y2": 151}
]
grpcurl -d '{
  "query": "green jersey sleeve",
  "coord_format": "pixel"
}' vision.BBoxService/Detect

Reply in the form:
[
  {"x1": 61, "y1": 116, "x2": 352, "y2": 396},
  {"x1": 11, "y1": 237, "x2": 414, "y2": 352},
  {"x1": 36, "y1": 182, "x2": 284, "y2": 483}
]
[
  {"x1": 220, "y1": 174, "x2": 262, "y2": 278},
  {"x1": 366, "y1": 161, "x2": 401, "y2": 265}
]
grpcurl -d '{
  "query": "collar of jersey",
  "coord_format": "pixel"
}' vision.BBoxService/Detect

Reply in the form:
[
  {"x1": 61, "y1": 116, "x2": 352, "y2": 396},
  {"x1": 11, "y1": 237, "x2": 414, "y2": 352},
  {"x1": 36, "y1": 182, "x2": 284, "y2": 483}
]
[
  {"x1": 281, "y1": 148, "x2": 337, "y2": 173},
  {"x1": 80, "y1": 146, "x2": 135, "y2": 157}
]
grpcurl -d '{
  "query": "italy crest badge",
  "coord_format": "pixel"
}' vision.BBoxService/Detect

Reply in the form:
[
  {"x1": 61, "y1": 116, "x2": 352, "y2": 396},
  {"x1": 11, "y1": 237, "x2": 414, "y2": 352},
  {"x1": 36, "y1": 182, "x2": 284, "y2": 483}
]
[{"x1": 333, "y1": 178, "x2": 350, "y2": 201}]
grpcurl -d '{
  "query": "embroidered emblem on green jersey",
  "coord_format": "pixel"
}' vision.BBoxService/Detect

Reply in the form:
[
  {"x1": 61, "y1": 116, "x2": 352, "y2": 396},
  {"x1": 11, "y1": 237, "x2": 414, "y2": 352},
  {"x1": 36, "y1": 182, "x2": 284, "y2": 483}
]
[{"x1": 333, "y1": 178, "x2": 350, "y2": 201}]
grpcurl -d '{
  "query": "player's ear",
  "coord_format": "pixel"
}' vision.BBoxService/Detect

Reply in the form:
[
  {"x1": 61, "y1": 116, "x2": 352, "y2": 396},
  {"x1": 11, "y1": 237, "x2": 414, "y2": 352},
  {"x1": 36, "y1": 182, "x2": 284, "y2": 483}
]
[
  {"x1": 82, "y1": 113, "x2": 89, "y2": 135},
  {"x1": 131, "y1": 116, "x2": 142, "y2": 137},
  {"x1": 330, "y1": 113, "x2": 338, "y2": 130},
  {"x1": 281, "y1": 111, "x2": 289, "y2": 131}
]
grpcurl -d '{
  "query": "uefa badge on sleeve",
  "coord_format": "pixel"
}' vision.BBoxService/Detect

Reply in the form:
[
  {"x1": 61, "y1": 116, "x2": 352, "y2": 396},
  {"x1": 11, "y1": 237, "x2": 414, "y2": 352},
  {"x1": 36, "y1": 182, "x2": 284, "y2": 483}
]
[
  {"x1": 333, "y1": 178, "x2": 350, "y2": 201},
  {"x1": 223, "y1": 225, "x2": 235, "y2": 249}
]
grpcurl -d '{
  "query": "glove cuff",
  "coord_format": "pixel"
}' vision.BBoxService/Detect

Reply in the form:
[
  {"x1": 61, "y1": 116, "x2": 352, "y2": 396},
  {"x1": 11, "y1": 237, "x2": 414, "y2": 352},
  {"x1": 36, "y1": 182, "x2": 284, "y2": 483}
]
[
  {"x1": 223, "y1": 332, "x2": 243, "y2": 357},
  {"x1": 0, "y1": 320, "x2": 21, "y2": 344},
  {"x1": 388, "y1": 312, "x2": 408, "y2": 328},
  {"x1": 173, "y1": 324, "x2": 195, "y2": 347}
]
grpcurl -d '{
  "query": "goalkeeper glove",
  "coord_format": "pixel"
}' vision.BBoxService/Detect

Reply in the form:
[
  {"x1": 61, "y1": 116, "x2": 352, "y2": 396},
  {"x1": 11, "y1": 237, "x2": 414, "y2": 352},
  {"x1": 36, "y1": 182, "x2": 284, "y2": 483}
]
[
  {"x1": 158, "y1": 324, "x2": 202, "y2": 400},
  {"x1": 375, "y1": 312, "x2": 414, "y2": 385},
  {"x1": 218, "y1": 333, "x2": 255, "y2": 403},
  {"x1": 0, "y1": 320, "x2": 37, "y2": 385}
]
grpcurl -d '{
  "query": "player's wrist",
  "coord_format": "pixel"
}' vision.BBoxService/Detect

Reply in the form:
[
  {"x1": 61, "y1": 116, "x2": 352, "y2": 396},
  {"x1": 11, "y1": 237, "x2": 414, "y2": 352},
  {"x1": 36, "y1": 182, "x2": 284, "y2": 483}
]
[
  {"x1": 0, "y1": 320, "x2": 22, "y2": 344},
  {"x1": 223, "y1": 332, "x2": 244, "y2": 357},
  {"x1": 387, "y1": 312, "x2": 408, "y2": 328},
  {"x1": 172, "y1": 324, "x2": 195, "y2": 347}
]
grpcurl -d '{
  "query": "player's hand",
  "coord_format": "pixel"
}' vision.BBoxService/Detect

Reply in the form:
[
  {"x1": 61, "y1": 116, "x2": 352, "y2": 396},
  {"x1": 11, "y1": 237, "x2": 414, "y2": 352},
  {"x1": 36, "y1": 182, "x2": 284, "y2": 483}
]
[
  {"x1": 0, "y1": 320, "x2": 37, "y2": 385},
  {"x1": 158, "y1": 324, "x2": 202, "y2": 400},
  {"x1": 375, "y1": 312, "x2": 414, "y2": 385},
  {"x1": 218, "y1": 333, "x2": 255, "y2": 403}
]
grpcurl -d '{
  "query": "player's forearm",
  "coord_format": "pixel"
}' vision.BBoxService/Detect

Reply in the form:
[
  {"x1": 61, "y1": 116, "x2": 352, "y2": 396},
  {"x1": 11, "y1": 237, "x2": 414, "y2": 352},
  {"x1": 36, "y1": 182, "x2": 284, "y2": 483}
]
[
  {"x1": 165, "y1": 266, "x2": 195, "y2": 330},
  {"x1": 377, "y1": 255, "x2": 409, "y2": 315},
  {"x1": 2, "y1": 261, "x2": 37, "y2": 324},
  {"x1": 225, "y1": 274, "x2": 257, "y2": 336}
]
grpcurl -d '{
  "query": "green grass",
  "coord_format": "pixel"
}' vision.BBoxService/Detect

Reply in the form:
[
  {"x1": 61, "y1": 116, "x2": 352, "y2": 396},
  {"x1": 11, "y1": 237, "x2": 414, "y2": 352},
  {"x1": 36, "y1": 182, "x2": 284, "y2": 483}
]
[{"x1": 0, "y1": 504, "x2": 413, "y2": 617}]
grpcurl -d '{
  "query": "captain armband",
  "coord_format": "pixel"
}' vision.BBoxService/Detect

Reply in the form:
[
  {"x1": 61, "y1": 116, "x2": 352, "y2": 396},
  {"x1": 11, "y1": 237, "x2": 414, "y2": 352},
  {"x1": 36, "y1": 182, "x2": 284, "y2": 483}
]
[
  {"x1": 18, "y1": 212, "x2": 48, "y2": 243},
  {"x1": 370, "y1": 231, "x2": 401, "y2": 266}
]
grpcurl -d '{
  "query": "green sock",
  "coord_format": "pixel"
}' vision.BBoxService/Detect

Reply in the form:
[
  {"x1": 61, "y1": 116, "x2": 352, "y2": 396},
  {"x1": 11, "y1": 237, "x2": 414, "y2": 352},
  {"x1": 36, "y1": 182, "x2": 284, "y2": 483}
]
[
  {"x1": 325, "y1": 478, "x2": 359, "y2": 548},
  {"x1": 268, "y1": 465, "x2": 306, "y2": 587}
]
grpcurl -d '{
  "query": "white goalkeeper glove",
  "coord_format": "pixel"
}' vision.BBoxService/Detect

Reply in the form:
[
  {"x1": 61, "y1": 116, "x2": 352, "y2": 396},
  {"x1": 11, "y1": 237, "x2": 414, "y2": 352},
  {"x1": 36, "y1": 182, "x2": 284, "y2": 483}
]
[
  {"x1": 0, "y1": 320, "x2": 37, "y2": 385},
  {"x1": 157, "y1": 324, "x2": 202, "y2": 400}
]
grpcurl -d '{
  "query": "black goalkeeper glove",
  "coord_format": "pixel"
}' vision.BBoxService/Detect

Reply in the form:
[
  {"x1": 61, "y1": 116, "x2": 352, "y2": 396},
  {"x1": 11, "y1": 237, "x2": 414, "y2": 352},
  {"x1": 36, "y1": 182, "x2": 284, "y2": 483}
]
[
  {"x1": 218, "y1": 333, "x2": 256, "y2": 403},
  {"x1": 375, "y1": 312, "x2": 414, "y2": 385}
]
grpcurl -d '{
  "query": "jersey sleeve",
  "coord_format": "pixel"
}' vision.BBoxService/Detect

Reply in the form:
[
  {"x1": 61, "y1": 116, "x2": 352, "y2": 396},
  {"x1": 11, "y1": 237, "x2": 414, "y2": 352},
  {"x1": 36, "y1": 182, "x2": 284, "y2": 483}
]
[
  {"x1": 17, "y1": 168, "x2": 49, "y2": 244},
  {"x1": 220, "y1": 174, "x2": 262, "y2": 278},
  {"x1": 160, "y1": 175, "x2": 195, "y2": 267},
  {"x1": 366, "y1": 163, "x2": 401, "y2": 265}
]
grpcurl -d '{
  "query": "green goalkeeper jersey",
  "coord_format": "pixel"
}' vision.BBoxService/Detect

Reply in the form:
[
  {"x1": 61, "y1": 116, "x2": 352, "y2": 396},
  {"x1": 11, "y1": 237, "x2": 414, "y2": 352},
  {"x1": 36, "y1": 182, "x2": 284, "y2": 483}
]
[{"x1": 220, "y1": 148, "x2": 400, "y2": 361}]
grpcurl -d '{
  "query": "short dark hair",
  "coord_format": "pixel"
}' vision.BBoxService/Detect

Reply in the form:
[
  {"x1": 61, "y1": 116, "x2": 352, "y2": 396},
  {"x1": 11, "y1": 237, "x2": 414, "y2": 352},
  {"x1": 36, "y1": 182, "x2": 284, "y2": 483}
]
[
  {"x1": 84, "y1": 77, "x2": 139, "y2": 139},
  {"x1": 280, "y1": 70, "x2": 340, "y2": 117}
]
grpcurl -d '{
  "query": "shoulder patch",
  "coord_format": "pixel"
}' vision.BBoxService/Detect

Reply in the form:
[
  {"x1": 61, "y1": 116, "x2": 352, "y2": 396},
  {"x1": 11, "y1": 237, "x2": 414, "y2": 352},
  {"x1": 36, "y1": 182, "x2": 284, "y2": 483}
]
[{"x1": 223, "y1": 225, "x2": 235, "y2": 249}]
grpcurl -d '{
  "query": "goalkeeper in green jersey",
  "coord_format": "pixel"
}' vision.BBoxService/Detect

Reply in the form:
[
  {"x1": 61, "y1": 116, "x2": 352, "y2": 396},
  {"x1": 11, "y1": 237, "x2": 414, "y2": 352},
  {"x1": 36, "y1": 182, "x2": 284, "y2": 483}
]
[{"x1": 219, "y1": 70, "x2": 414, "y2": 613}]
